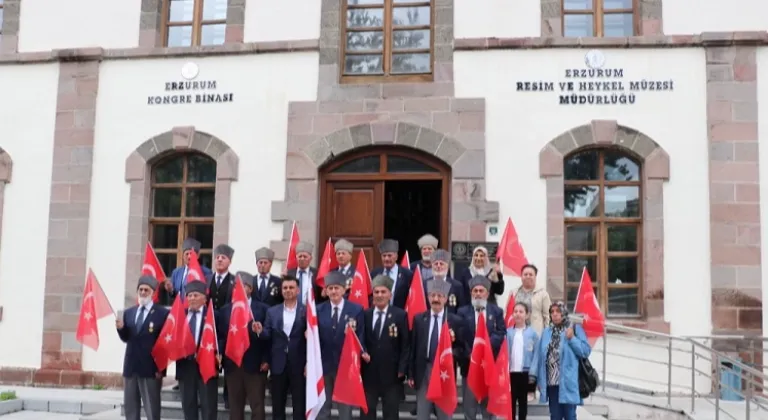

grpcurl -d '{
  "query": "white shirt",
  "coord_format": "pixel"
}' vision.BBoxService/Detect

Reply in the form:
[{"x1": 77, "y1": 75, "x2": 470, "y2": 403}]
[
  {"x1": 510, "y1": 328, "x2": 525, "y2": 372},
  {"x1": 372, "y1": 305, "x2": 389, "y2": 333},
  {"x1": 385, "y1": 266, "x2": 399, "y2": 304},
  {"x1": 297, "y1": 269, "x2": 312, "y2": 304},
  {"x1": 135, "y1": 302, "x2": 154, "y2": 325},
  {"x1": 339, "y1": 264, "x2": 352, "y2": 275},
  {"x1": 331, "y1": 299, "x2": 345, "y2": 321},
  {"x1": 215, "y1": 272, "x2": 228, "y2": 286},
  {"x1": 186, "y1": 308, "x2": 204, "y2": 345},
  {"x1": 283, "y1": 303, "x2": 298, "y2": 336},
  {"x1": 426, "y1": 309, "x2": 445, "y2": 357},
  {"x1": 257, "y1": 274, "x2": 269, "y2": 291}
]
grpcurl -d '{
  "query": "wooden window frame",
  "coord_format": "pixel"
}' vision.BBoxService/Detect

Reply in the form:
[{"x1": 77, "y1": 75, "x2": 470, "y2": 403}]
[
  {"x1": 561, "y1": 0, "x2": 638, "y2": 37},
  {"x1": 148, "y1": 153, "x2": 216, "y2": 270},
  {"x1": 563, "y1": 148, "x2": 643, "y2": 318},
  {"x1": 161, "y1": 0, "x2": 227, "y2": 47},
  {"x1": 340, "y1": 0, "x2": 435, "y2": 84}
]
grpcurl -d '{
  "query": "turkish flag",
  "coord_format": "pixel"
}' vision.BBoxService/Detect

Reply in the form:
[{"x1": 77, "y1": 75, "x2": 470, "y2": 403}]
[
  {"x1": 197, "y1": 301, "x2": 219, "y2": 383},
  {"x1": 487, "y1": 337, "x2": 513, "y2": 420},
  {"x1": 425, "y1": 322, "x2": 458, "y2": 415},
  {"x1": 497, "y1": 218, "x2": 529, "y2": 277},
  {"x1": 332, "y1": 326, "x2": 368, "y2": 413},
  {"x1": 316, "y1": 238, "x2": 338, "y2": 288},
  {"x1": 466, "y1": 312, "x2": 496, "y2": 401},
  {"x1": 151, "y1": 296, "x2": 196, "y2": 370},
  {"x1": 349, "y1": 250, "x2": 371, "y2": 309},
  {"x1": 504, "y1": 293, "x2": 516, "y2": 329},
  {"x1": 404, "y1": 268, "x2": 427, "y2": 329},
  {"x1": 141, "y1": 242, "x2": 166, "y2": 304},
  {"x1": 185, "y1": 250, "x2": 206, "y2": 283},
  {"x1": 400, "y1": 251, "x2": 410, "y2": 269},
  {"x1": 285, "y1": 221, "x2": 300, "y2": 271},
  {"x1": 225, "y1": 276, "x2": 252, "y2": 366},
  {"x1": 574, "y1": 267, "x2": 605, "y2": 347},
  {"x1": 76, "y1": 269, "x2": 114, "y2": 351}
]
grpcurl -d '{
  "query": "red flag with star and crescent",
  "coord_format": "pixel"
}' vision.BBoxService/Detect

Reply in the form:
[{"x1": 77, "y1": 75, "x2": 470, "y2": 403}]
[
  {"x1": 349, "y1": 250, "x2": 371, "y2": 309},
  {"x1": 404, "y1": 268, "x2": 427, "y2": 329},
  {"x1": 225, "y1": 275, "x2": 252, "y2": 366},
  {"x1": 76, "y1": 269, "x2": 114, "y2": 351},
  {"x1": 332, "y1": 325, "x2": 368, "y2": 413},
  {"x1": 574, "y1": 267, "x2": 605, "y2": 347},
  {"x1": 497, "y1": 217, "x2": 529, "y2": 277},
  {"x1": 286, "y1": 221, "x2": 301, "y2": 271},
  {"x1": 487, "y1": 337, "x2": 513, "y2": 420},
  {"x1": 185, "y1": 250, "x2": 206, "y2": 284},
  {"x1": 400, "y1": 251, "x2": 410, "y2": 269},
  {"x1": 426, "y1": 322, "x2": 457, "y2": 415},
  {"x1": 151, "y1": 296, "x2": 195, "y2": 370},
  {"x1": 141, "y1": 242, "x2": 166, "y2": 304},
  {"x1": 315, "y1": 238, "x2": 338, "y2": 289},
  {"x1": 467, "y1": 312, "x2": 496, "y2": 401},
  {"x1": 197, "y1": 300, "x2": 219, "y2": 383}
]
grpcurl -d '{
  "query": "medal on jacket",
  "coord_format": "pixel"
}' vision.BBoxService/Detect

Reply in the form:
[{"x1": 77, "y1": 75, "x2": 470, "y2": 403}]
[
  {"x1": 148, "y1": 322, "x2": 154, "y2": 333},
  {"x1": 449, "y1": 294, "x2": 456, "y2": 307},
  {"x1": 389, "y1": 324, "x2": 398, "y2": 337},
  {"x1": 270, "y1": 286, "x2": 277, "y2": 296},
  {"x1": 346, "y1": 278, "x2": 352, "y2": 289},
  {"x1": 348, "y1": 318, "x2": 356, "y2": 330}
]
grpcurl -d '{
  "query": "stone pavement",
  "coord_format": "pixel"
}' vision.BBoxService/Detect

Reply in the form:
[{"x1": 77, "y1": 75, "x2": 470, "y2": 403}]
[{"x1": 0, "y1": 412, "x2": 81, "y2": 420}]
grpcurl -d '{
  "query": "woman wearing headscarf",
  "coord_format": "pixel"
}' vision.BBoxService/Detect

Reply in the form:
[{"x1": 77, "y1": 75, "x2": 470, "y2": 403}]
[
  {"x1": 530, "y1": 302, "x2": 591, "y2": 420},
  {"x1": 455, "y1": 245, "x2": 504, "y2": 304}
]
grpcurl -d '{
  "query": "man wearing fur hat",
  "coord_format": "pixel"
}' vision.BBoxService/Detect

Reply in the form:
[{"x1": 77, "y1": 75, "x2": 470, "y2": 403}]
[
  {"x1": 360, "y1": 274, "x2": 410, "y2": 420},
  {"x1": 370, "y1": 239, "x2": 413, "y2": 309},
  {"x1": 117, "y1": 275, "x2": 170, "y2": 420},
  {"x1": 285, "y1": 242, "x2": 322, "y2": 305},
  {"x1": 424, "y1": 249, "x2": 467, "y2": 315},
  {"x1": 410, "y1": 234, "x2": 438, "y2": 281},
  {"x1": 217, "y1": 271, "x2": 270, "y2": 420},
  {"x1": 334, "y1": 239, "x2": 357, "y2": 293},
  {"x1": 254, "y1": 247, "x2": 284, "y2": 307},
  {"x1": 317, "y1": 271, "x2": 366, "y2": 420},
  {"x1": 407, "y1": 280, "x2": 466, "y2": 420},
  {"x1": 176, "y1": 280, "x2": 219, "y2": 420},
  {"x1": 208, "y1": 244, "x2": 235, "y2": 311},
  {"x1": 457, "y1": 275, "x2": 506, "y2": 420},
  {"x1": 163, "y1": 237, "x2": 213, "y2": 305}
]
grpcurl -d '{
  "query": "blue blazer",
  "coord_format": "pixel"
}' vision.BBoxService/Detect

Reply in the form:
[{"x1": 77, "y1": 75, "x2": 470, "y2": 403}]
[
  {"x1": 261, "y1": 303, "x2": 307, "y2": 376},
  {"x1": 170, "y1": 264, "x2": 213, "y2": 298},
  {"x1": 506, "y1": 325, "x2": 538, "y2": 371},
  {"x1": 531, "y1": 323, "x2": 591, "y2": 405},
  {"x1": 217, "y1": 299, "x2": 270, "y2": 374},
  {"x1": 117, "y1": 304, "x2": 170, "y2": 378},
  {"x1": 316, "y1": 300, "x2": 366, "y2": 373},
  {"x1": 456, "y1": 304, "x2": 506, "y2": 376}
]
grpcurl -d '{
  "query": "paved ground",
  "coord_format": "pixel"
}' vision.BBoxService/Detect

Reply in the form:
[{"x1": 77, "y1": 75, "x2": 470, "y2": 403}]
[{"x1": 0, "y1": 413, "x2": 80, "y2": 420}]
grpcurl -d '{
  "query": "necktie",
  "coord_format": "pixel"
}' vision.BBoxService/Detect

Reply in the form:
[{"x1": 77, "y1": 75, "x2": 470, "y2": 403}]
[
  {"x1": 259, "y1": 276, "x2": 266, "y2": 296},
  {"x1": 217, "y1": 275, "x2": 223, "y2": 286},
  {"x1": 189, "y1": 311, "x2": 198, "y2": 344},
  {"x1": 374, "y1": 310, "x2": 384, "y2": 338},
  {"x1": 298, "y1": 271, "x2": 305, "y2": 303},
  {"x1": 332, "y1": 307, "x2": 339, "y2": 328},
  {"x1": 136, "y1": 306, "x2": 146, "y2": 327},
  {"x1": 428, "y1": 314, "x2": 439, "y2": 361}
]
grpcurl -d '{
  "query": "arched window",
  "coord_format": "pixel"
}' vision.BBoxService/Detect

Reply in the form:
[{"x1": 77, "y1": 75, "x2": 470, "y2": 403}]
[
  {"x1": 563, "y1": 148, "x2": 642, "y2": 316},
  {"x1": 163, "y1": 0, "x2": 227, "y2": 47},
  {"x1": 562, "y1": 0, "x2": 636, "y2": 37},
  {"x1": 149, "y1": 153, "x2": 217, "y2": 275}
]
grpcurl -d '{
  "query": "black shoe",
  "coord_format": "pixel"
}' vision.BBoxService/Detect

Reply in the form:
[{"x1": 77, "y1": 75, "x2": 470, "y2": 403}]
[{"x1": 172, "y1": 384, "x2": 179, "y2": 391}]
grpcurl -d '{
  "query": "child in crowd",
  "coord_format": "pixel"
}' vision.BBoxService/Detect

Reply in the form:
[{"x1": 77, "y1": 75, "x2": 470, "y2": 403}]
[{"x1": 507, "y1": 302, "x2": 539, "y2": 420}]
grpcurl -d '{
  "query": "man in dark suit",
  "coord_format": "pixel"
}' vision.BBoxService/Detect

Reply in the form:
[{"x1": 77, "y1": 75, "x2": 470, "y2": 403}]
[
  {"x1": 117, "y1": 275, "x2": 169, "y2": 420},
  {"x1": 258, "y1": 275, "x2": 306, "y2": 420},
  {"x1": 424, "y1": 249, "x2": 467, "y2": 314},
  {"x1": 217, "y1": 271, "x2": 270, "y2": 420},
  {"x1": 254, "y1": 247, "x2": 283, "y2": 307},
  {"x1": 370, "y1": 239, "x2": 413, "y2": 309},
  {"x1": 207, "y1": 243, "x2": 235, "y2": 408},
  {"x1": 316, "y1": 271, "x2": 365, "y2": 420},
  {"x1": 457, "y1": 275, "x2": 506, "y2": 420},
  {"x1": 361, "y1": 274, "x2": 409, "y2": 420},
  {"x1": 285, "y1": 242, "x2": 322, "y2": 305},
  {"x1": 407, "y1": 280, "x2": 466, "y2": 420},
  {"x1": 409, "y1": 234, "x2": 438, "y2": 281},
  {"x1": 175, "y1": 280, "x2": 219, "y2": 420},
  {"x1": 333, "y1": 239, "x2": 355, "y2": 292}
]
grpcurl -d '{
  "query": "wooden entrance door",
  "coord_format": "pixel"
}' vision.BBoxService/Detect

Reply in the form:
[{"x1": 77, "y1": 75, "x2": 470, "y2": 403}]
[{"x1": 321, "y1": 181, "x2": 384, "y2": 265}]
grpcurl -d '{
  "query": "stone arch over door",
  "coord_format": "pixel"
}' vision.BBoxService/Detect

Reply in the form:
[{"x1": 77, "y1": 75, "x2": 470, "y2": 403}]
[
  {"x1": 123, "y1": 126, "x2": 239, "y2": 307},
  {"x1": 539, "y1": 120, "x2": 670, "y2": 332},
  {"x1": 271, "y1": 121, "x2": 499, "y2": 261}
]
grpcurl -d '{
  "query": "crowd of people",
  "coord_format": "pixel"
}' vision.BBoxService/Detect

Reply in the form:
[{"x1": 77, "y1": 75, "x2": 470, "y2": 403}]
[{"x1": 117, "y1": 234, "x2": 592, "y2": 420}]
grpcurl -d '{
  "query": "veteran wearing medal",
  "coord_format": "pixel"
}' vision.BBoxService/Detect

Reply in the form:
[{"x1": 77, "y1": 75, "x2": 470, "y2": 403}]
[
  {"x1": 410, "y1": 234, "x2": 438, "y2": 281},
  {"x1": 457, "y1": 275, "x2": 506, "y2": 420},
  {"x1": 408, "y1": 279, "x2": 466, "y2": 420},
  {"x1": 253, "y1": 247, "x2": 284, "y2": 307},
  {"x1": 425, "y1": 249, "x2": 467, "y2": 315},
  {"x1": 333, "y1": 239, "x2": 357, "y2": 296},
  {"x1": 117, "y1": 275, "x2": 169, "y2": 420},
  {"x1": 217, "y1": 271, "x2": 270, "y2": 420},
  {"x1": 370, "y1": 239, "x2": 413, "y2": 309},
  {"x1": 361, "y1": 274, "x2": 410, "y2": 420},
  {"x1": 317, "y1": 271, "x2": 366, "y2": 420},
  {"x1": 285, "y1": 241, "x2": 322, "y2": 305}
]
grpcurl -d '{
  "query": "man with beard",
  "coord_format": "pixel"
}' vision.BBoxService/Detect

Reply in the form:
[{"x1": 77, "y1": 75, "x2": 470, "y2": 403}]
[
  {"x1": 457, "y1": 275, "x2": 506, "y2": 420},
  {"x1": 370, "y1": 239, "x2": 413, "y2": 309},
  {"x1": 361, "y1": 274, "x2": 410, "y2": 420},
  {"x1": 408, "y1": 280, "x2": 466, "y2": 420},
  {"x1": 425, "y1": 249, "x2": 467, "y2": 314},
  {"x1": 410, "y1": 234, "x2": 438, "y2": 281},
  {"x1": 254, "y1": 247, "x2": 284, "y2": 307},
  {"x1": 117, "y1": 275, "x2": 169, "y2": 420}
]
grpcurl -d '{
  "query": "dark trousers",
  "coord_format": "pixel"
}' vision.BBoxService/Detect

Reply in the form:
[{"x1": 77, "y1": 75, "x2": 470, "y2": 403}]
[
  {"x1": 510, "y1": 372, "x2": 529, "y2": 420},
  {"x1": 546, "y1": 386, "x2": 576, "y2": 420},
  {"x1": 177, "y1": 361, "x2": 218, "y2": 420},
  {"x1": 363, "y1": 383, "x2": 401, "y2": 420},
  {"x1": 271, "y1": 371, "x2": 306, "y2": 420},
  {"x1": 226, "y1": 369, "x2": 268, "y2": 420}
]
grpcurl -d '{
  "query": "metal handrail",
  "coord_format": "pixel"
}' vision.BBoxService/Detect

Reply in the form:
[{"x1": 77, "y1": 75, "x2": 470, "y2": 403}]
[{"x1": 569, "y1": 315, "x2": 767, "y2": 420}]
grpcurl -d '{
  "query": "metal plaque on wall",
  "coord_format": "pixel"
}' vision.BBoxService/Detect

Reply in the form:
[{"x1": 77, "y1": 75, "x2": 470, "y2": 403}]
[{"x1": 450, "y1": 241, "x2": 499, "y2": 277}]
